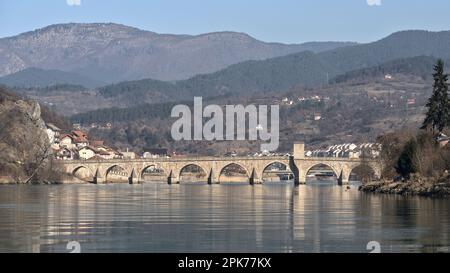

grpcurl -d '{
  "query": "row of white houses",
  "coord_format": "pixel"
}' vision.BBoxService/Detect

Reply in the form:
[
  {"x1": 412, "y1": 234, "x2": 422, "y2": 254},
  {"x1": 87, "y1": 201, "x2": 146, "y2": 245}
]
[{"x1": 306, "y1": 143, "x2": 382, "y2": 159}]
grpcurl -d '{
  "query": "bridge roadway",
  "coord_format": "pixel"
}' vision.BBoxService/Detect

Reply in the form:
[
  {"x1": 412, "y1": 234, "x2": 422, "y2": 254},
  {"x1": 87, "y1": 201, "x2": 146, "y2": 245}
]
[{"x1": 62, "y1": 150, "x2": 382, "y2": 185}]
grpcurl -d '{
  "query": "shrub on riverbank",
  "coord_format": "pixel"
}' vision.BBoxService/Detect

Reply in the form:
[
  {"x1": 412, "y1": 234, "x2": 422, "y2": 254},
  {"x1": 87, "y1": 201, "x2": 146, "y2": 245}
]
[{"x1": 395, "y1": 138, "x2": 419, "y2": 179}]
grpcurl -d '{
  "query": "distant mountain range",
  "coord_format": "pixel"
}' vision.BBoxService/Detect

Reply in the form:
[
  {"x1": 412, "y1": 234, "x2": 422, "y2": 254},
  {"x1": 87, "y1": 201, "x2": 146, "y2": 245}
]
[
  {"x1": 3, "y1": 25, "x2": 450, "y2": 107},
  {"x1": 0, "y1": 23, "x2": 355, "y2": 83}
]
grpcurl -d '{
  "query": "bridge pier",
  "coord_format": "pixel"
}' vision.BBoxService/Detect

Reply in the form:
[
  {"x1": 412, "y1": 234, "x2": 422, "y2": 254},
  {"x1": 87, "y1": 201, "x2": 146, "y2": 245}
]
[
  {"x1": 296, "y1": 179, "x2": 306, "y2": 186},
  {"x1": 294, "y1": 168, "x2": 307, "y2": 186},
  {"x1": 167, "y1": 176, "x2": 179, "y2": 185},
  {"x1": 291, "y1": 146, "x2": 302, "y2": 186},
  {"x1": 93, "y1": 169, "x2": 105, "y2": 184},
  {"x1": 337, "y1": 170, "x2": 350, "y2": 186},
  {"x1": 249, "y1": 168, "x2": 262, "y2": 185},
  {"x1": 340, "y1": 180, "x2": 350, "y2": 185},
  {"x1": 249, "y1": 178, "x2": 262, "y2": 185},
  {"x1": 94, "y1": 176, "x2": 106, "y2": 184},
  {"x1": 337, "y1": 177, "x2": 350, "y2": 186},
  {"x1": 128, "y1": 169, "x2": 138, "y2": 184},
  {"x1": 207, "y1": 169, "x2": 220, "y2": 185},
  {"x1": 128, "y1": 176, "x2": 140, "y2": 184},
  {"x1": 167, "y1": 170, "x2": 180, "y2": 185}
]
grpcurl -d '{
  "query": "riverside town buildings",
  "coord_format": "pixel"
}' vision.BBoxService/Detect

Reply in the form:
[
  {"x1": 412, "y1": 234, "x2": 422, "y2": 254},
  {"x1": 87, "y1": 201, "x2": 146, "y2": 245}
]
[
  {"x1": 46, "y1": 123, "x2": 125, "y2": 161},
  {"x1": 306, "y1": 143, "x2": 381, "y2": 159},
  {"x1": 46, "y1": 123, "x2": 163, "y2": 161}
]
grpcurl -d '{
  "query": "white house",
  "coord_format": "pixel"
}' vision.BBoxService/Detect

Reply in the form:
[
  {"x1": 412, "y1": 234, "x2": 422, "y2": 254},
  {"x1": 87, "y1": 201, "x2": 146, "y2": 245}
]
[
  {"x1": 78, "y1": 146, "x2": 97, "y2": 160},
  {"x1": 46, "y1": 123, "x2": 61, "y2": 150},
  {"x1": 60, "y1": 135, "x2": 76, "y2": 150},
  {"x1": 54, "y1": 148, "x2": 74, "y2": 160},
  {"x1": 314, "y1": 113, "x2": 322, "y2": 121},
  {"x1": 143, "y1": 148, "x2": 169, "y2": 159},
  {"x1": 121, "y1": 148, "x2": 136, "y2": 159},
  {"x1": 72, "y1": 131, "x2": 89, "y2": 148}
]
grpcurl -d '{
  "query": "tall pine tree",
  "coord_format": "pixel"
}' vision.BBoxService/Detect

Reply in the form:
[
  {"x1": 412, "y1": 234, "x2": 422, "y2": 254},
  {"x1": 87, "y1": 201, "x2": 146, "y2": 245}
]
[{"x1": 421, "y1": 59, "x2": 450, "y2": 133}]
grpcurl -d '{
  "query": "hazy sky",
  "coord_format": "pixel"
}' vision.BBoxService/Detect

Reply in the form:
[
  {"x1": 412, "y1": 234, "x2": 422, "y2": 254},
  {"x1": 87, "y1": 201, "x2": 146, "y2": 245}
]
[{"x1": 1, "y1": 0, "x2": 450, "y2": 43}]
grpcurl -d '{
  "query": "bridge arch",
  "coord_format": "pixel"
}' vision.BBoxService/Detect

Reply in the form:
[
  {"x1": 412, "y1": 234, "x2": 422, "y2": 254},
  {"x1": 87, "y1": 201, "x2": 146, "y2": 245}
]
[
  {"x1": 105, "y1": 165, "x2": 129, "y2": 183},
  {"x1": 262, "y1": 161, "x2": 293, "y2": 182},
  {"x1": 72, "y1": 166, "x2": 94, "y2": 182},
  {"x1": 141, "y1": 165, "x2": 166, "y2": 182},
  {"x1": 349, "y1": 164, "x2": 378, "y2": 183},
  {"x1": 179, "y1": 164, "x2": 208, "y2": 183},
  {"x1": 304, "y1": 163, "x2": 339, "y2": 184},
  {"x1": 219, "y1": 163, "x2": 250, "y2": 183}
]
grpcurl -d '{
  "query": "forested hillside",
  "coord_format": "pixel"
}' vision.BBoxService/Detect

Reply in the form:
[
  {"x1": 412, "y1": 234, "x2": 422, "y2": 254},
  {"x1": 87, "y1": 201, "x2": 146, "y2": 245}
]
[
  {"x1": 98, "y1": 51, "x2": 333, "y2": 103},
  {"x1": 331, "y1": 56, "x2": 446, "y2": 83},
  {"x1": 320, "y1": 30, "x2": 450, "y2": 73},
  {"x1": 96, "y1": 31, "x2": 450, "y2": 104}
]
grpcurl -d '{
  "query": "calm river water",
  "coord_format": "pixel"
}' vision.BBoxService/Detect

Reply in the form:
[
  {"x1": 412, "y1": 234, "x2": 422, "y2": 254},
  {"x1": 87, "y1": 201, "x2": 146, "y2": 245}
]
[{"x1": 0, "y1": 182, "x2": 449, "y2": 253}]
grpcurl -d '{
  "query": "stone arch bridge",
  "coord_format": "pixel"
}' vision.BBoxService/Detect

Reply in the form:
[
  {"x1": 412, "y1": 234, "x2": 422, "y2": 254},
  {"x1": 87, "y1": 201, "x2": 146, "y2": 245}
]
[{"x1": 61, "y1": 144, "x2": 382, "y2": 185}]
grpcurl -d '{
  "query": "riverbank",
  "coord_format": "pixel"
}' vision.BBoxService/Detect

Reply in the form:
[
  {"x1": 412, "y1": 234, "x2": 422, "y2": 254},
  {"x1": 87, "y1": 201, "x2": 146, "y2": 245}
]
[
  {"x1": 0, "y1": 175, "x2": 87, "y2": 185},
  {"x1": 0, "y1": 181, "x2": 86, "y2": 185},
  {"x1": 359, "y1": 174, "x2": 450, "y2": 197}
]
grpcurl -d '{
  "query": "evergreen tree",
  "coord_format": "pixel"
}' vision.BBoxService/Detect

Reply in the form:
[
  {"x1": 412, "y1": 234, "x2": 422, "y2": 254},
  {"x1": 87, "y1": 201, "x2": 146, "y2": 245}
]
[
  {"x1": 395, "y1": 138, "x2": 419, "y2": 179},
  {"x1": 421, "y1": 59, "x2": 450, "y2": 133}
]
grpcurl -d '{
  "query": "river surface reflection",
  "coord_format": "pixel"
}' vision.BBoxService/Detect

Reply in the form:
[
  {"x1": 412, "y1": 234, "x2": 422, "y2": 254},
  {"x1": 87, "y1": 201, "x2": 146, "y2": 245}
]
[{"x1": 0, "y1": 182, "x2": 449, "y2": 253}]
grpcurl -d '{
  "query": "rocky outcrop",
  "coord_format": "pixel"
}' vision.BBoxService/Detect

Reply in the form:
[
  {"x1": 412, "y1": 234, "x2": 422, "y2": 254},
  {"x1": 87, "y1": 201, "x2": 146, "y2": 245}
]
[
  {"x1": 0, "y1": 87, "x2": 61, "y2": 183},
  {"x1": 359, "y1": 174, "x2": 450, "y2": 197}
]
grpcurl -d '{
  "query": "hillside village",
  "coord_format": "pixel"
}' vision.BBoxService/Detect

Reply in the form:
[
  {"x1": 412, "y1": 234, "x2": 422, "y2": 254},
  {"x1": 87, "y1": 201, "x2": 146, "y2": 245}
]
[{"x1": 45, "y1": 123, "x2": 169, "y2": 161}]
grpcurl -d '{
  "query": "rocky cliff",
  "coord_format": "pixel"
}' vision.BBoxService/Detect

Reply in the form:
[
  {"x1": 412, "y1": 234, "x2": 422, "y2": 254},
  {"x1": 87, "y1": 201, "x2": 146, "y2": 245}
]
[{"x1": 0, "y1": 87, "x2": 60, "y2": 183}]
